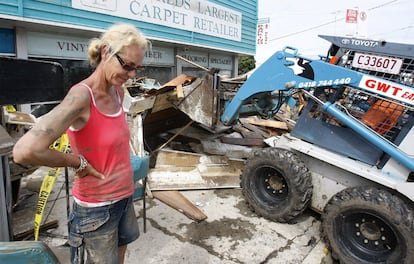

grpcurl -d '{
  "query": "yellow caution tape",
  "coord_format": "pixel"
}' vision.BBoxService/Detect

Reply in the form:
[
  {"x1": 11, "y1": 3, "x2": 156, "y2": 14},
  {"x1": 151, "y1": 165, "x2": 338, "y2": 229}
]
[
  {"x1": 34, "y1": 133, "x2": 69, "y2": 241},
  {"x1": 5, "y1": 105, "x2": 16, "y2": 113}
]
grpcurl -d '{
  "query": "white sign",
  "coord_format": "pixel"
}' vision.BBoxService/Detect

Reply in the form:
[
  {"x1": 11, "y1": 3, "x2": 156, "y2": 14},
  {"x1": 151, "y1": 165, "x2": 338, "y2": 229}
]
[
  {"x1": 352, "y1": 52, "x2": 403, "y2": 75},
  {"x1": 359, "y1": 76, "x2": 414, "y2": 106},
  {"x1": 178, "y1": 51, "x2": 209, "y2": 68},
  {"x1": 144, "y1": 46, "x2": 174, "y2": 66},
  {"x1": 27, "y1": 32, "x2": 89, "y2": 59},
  {"x1": 72, "y1": 0, "x2": 242, "y2": 41},
  {"x1": 257, "y1": 18, "x2": 269, "y2": 45},
  {"x1": 209, "y1": 53, "x2": 232, "y2": 70},
  {"x1": 178, "y1": 51, "x2": 232, "y2": 70},
  {"x1": 27, "y1": 31, "x2": 175, "y2": 65}
]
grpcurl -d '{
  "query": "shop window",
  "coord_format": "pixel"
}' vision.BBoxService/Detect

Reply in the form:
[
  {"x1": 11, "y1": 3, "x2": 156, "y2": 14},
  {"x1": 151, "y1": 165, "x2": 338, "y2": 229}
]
[
  {"x1": 182, "y1": 67, "x2": 207, "y2": 78},
  {"x1": 182, "y1": 67, "x2": 228, "y2": 79},
  {"x1": 141, "y1": 66, "x2": 173, "y2": 85},
  {"x1": 0, "y1": 28, "x2": 15, "y2": 55}
]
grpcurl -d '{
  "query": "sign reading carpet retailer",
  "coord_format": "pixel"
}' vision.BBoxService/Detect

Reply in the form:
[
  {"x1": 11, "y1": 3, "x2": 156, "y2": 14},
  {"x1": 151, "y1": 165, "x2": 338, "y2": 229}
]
[{"x1": 72, "y1": 0, "x2": 242, "y2": 41}]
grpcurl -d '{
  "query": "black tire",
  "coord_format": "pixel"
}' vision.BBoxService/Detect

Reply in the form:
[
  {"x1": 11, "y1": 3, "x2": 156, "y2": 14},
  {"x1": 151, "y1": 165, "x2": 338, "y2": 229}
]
[
  {"x1": 322, "y1": 186, "x2": 414, "y2": 264},
  {"x1": 241, "y1": 148, "x2": 312, "y2": 223}
]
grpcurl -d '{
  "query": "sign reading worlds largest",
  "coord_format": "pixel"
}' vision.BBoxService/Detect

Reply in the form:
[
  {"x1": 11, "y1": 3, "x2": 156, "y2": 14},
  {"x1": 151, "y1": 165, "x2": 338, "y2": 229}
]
[{"x1": 72, "y1": 0, "x2": 242, "y2": 41}]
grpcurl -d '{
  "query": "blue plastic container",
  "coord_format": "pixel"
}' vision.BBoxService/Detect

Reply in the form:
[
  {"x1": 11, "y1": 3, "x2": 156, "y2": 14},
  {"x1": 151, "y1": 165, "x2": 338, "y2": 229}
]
[
  {"x1": 130, "y1": 155, "x2": 149, "y2": 200},
  {"x1": 0, "y1": 241, "x2": 59, "y2": 263}
]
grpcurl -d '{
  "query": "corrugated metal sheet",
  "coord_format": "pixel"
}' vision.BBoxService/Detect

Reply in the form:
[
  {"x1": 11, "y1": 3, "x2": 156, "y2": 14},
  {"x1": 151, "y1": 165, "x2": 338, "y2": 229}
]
[{"x1": 0, "y1": 0, "x2": 257, "y2": 55}]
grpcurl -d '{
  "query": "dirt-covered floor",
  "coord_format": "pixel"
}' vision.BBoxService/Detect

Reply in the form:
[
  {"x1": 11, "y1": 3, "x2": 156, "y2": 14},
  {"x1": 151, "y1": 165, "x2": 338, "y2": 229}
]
[{"x1": 11, "y1": 167, "x2": 334, "y2": 264}]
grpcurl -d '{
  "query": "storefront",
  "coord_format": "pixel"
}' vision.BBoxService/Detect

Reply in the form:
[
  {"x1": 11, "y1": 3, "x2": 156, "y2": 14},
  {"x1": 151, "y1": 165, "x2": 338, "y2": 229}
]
[{"x1": 0, "y1": 0, "x2": 257, "y2": 102}]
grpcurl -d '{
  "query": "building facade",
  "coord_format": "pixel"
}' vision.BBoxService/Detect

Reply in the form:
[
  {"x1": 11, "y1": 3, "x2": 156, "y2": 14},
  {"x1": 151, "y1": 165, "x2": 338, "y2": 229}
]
[{"x1": 0, "y1": 0, "x2": 258, "y2": 96}]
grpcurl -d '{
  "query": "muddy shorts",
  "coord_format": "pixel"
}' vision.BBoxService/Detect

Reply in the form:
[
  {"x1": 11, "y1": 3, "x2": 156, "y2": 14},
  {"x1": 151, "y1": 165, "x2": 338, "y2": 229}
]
[{"x1": 68, "y1": 196, "x2": 139, "y2": 264}]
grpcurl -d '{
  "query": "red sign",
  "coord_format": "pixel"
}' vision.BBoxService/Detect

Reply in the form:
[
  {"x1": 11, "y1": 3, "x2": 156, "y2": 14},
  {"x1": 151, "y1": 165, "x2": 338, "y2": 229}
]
[{"x1": 346, "y1": 9, "x2": 358, "y2": 24}]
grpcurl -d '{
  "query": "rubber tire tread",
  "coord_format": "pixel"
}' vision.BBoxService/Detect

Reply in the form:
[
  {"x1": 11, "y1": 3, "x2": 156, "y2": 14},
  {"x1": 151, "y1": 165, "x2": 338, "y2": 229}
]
[
  {"x1": 322, "y1": 186, "x2": 414, "y2": 264},
  {"x1": 241, "y1": 147, "x2": 312, "y2": 223}
]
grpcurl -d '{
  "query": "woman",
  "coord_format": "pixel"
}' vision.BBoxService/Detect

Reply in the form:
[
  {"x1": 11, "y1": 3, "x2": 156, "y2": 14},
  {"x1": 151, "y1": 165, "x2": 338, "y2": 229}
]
[{"x1": 13, "y1": 23, "x2": 148, "y2": 263}]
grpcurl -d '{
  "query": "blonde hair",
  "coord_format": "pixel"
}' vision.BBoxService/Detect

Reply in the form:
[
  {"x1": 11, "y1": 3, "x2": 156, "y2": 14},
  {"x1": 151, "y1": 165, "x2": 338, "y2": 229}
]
[{"x1": 87, "y1": 23, "x2": 148, "y2": 66}]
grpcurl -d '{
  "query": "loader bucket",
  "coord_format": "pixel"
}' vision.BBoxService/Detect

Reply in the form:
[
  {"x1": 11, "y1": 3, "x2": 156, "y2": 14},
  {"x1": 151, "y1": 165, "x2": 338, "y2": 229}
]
[{"x1": 169, "y1": 73, "x2": 219, "y2": 129}]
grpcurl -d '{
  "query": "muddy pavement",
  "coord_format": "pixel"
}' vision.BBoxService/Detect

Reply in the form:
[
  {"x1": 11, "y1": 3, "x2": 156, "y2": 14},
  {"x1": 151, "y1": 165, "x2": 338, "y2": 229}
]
[
  {"x1": 125, "y1": 188, "x2": 333, "y2": 264},
  {"x1": 20, "y1": 167, "x2": 333, "y2": 263}
]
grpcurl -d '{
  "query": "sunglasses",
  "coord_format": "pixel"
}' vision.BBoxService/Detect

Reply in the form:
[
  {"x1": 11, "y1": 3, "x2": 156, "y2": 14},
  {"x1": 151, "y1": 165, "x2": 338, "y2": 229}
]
[{"x1": 114, "y1": 53, "x2": 145, "y2": 72}]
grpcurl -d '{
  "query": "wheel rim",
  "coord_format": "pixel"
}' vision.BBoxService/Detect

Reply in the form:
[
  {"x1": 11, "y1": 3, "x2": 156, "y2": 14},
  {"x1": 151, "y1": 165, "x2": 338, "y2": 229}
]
[
  {"x1": 337, "y1": 210, "x2": 401, "y2": 261},
  {"x1": 253, "y1": 165, "x2": 289, "y2": 202}
]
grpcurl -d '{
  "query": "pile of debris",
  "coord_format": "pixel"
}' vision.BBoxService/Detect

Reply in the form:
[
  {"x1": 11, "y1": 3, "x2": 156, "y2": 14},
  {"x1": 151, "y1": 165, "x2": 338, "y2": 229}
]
[{"x1": 123, "y1": 68, "x2": 303, "y2": 220}]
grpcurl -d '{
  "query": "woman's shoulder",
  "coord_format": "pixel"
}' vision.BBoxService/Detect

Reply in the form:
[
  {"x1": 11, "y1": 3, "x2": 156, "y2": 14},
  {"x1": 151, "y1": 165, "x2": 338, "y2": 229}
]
[
  {"x1": 61, "y1": 83, "x2": 92, "y2": 108},
  {"x1": 71, "y1": 82, "x2": 92, "y2": 92},
  {"x1": 68, "y1": 82, "x2": 92, "y2": 97}
]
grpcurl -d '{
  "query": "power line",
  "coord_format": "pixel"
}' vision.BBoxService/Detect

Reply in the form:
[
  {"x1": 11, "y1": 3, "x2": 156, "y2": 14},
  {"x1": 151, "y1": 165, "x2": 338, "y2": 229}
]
[
  {"x1": 269, "y1": 20, "x2": 340, "y2": 41},
  {"x1": 268, "y1": 0, "x2": 401, "y2": 42},
  {"x1": 371, "y1": 25, "x2": 414, "y2": 39}
]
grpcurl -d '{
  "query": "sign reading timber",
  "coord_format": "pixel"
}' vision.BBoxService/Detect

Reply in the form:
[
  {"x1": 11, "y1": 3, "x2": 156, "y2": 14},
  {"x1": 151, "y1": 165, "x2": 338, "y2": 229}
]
[{"x1": 72, "y1": 0, "x2": 242, "y2": 41}]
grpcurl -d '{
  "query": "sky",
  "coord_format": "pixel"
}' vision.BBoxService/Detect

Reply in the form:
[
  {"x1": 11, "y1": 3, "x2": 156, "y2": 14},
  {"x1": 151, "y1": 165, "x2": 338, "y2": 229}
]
[{"x1": 256, "y1": 0, "x2": 414, "y2": 64}]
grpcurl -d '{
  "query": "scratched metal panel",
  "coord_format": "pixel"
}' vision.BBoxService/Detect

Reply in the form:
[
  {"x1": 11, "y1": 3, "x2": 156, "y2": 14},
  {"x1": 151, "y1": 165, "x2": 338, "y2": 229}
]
[{"x1": 172, "y1": 75, "x2": 218, "y2": 129}]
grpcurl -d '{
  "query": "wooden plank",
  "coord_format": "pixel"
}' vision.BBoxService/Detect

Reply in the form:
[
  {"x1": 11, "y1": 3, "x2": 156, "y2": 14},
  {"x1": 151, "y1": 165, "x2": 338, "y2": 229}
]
[
  {"x1": 152, "y1": 190, "x2": 207, "y2": 221},
  {"x1": 151, "y1": 90, "x2": 176, "y2": 113},
  {"x1": 239, "y1": 118, "x2": 270, "y2": 138},
  {"x1": 201, "y1": 140, "x2": 252, "y2": 159},
  {"x1": 168, "y1": 125, "x2": 216, "y2": 141},
  {"x1": 154, "y1": 120, "x2": 194, "y2": 152},
  {"x1": 246, "y1": 116, "x2": 288, "y2": 130},
  {"x1": 232, "y1": 124, "x2": 263, "y2": 139},
  {"x1": 154, "y1": 149, "x2": 242, "y2": 167},
  {"x1": 220, "y1": 136, "x2": 265, "y2": 146},
  {"x1": 176, "y1": 84, "x2": 184, "y2": 98},
  {"x1": 13, "y1": 220, "x2": 59, "y2": 241},
  {"x1": 148, "y1": 149, "x2": 243, "y2": 190},
  {"x1": 275, "y1": 113, "x2": 296, "y2": 131},
  {"x1": 145, "y1": 74, "x2": 197, "y2": 95},
  {"x1": 160, "y1": 74, "x2": 197, "y2": 89},
  {"x1": 148, "y1": 166, "x2": 241, "y2": 190},
  {"x1": 4, "y1": 111, "x2": 36, "y2": 125}
]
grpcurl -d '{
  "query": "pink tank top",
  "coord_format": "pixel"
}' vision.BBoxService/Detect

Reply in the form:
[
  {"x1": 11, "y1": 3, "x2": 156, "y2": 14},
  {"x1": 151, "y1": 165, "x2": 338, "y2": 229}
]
[{"x1": 67, "y1": 84, "x2": 133, "y2": 203}]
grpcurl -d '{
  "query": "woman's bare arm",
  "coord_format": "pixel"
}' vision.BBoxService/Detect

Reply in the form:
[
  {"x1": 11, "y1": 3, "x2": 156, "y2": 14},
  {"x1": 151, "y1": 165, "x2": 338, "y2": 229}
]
[
  {"x1": 13, "y1": 85, "x2": 105, "y2": 179},
  {"x1": 13, "y1": 85, "x2": 88, "y2": 167}
]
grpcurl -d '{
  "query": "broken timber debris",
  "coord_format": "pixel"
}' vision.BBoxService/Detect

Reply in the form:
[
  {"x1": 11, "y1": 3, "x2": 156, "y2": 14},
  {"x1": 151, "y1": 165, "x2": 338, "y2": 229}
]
[
  {"x1": 152, "y1": 190, "x2": 207, "y2": 222},
  {"x1": 123, "y1": 59, "x2": 298, "y2": 220},
  {"x1": 147, "y1": 149, "x2": 243, "y2": 191}
]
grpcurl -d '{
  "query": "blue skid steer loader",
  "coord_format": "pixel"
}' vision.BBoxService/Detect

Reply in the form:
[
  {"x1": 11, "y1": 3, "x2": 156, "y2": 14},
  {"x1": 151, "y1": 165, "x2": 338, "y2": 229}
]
[{"x1": 177, "y1": 35, "x2": 414, "y2": 263}]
